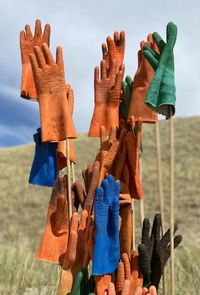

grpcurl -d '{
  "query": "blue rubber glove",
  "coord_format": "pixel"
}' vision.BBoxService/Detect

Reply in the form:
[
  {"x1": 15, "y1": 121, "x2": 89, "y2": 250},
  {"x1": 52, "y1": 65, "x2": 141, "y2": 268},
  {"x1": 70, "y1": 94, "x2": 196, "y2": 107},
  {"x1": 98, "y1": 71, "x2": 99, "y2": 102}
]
[
  {"x1": 92, "y1": 175, "x2": 120, "y2": 275},
  {"x1": 29, "y1": 128, "x2": 58, "y2": 187}
]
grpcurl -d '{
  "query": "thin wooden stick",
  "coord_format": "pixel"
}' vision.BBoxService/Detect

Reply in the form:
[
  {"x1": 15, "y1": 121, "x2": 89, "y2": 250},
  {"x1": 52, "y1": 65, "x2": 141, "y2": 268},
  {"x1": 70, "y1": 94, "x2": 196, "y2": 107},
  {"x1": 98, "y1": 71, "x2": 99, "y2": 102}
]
[
  {"x1": 66, "y1": 139, "x2": 72, "y2": 219},
  {"x1": 155, "y1": 121, "x2": 165, "y2": 234},
  {"x1": 139, "y1": 156, "x2": 144, "y2": 226},
  {"x1": 71, "y1": 162, "x2": 75, "y2": 184},
  {"x1": 170, "y1": 115, "x2": 175, "y2": 295},
  {"x1": 131, "y1": 199, "x2": 136, "y2": 251},
  {"x1": 155, "y1": 121, "x2": 166, "y2": 295}
]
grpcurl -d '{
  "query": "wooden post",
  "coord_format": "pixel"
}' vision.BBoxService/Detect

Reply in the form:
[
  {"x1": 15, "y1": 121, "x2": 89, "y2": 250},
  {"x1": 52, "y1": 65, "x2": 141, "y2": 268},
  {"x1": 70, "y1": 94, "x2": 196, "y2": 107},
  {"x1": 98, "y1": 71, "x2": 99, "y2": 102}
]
[
  {"x1": 139, "y1": 156, "x2": 144, "y2": 226},
  {"x1": 71, "y1": 162, "x2": 75, "y2": 184},
  {"x1": 170, "y1": 115, "x2": 175, "y2": 295},
  {"x1": 66, "y1": 139, "x2": 72, "y2": 219},
  {"x1": 155, "y1": 122, "x2": 165, "y2": 234},
  {"x1": 132, "y1": 199, "x2": 136, "y2": 251}
]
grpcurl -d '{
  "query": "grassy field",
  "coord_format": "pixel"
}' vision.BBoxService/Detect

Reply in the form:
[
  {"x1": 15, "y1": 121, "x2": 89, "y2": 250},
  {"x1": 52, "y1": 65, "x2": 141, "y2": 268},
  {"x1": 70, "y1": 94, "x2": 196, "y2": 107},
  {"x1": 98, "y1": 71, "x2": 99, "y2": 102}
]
[{"x1": 0, "y1": 116, "x2": 199, "y2": 294}]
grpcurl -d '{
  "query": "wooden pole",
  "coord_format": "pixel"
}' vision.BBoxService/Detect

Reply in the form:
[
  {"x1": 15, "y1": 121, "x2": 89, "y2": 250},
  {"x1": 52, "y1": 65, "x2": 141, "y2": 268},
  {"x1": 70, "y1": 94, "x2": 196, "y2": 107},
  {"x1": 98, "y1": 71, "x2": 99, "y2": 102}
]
[
  {"x1": 131, "y1": 199, "x2": 136, "y2": 251},
  {"x1": 66, "y1": 139, "x2": 72, "y2": 219},
  {"x1": 155, "y1": 122, "x2": 165, "y2": 234},
  {"x1": 139, "y1": 156, "x2": 144, "y2": 226},
  {"x1": 170, "y1": 115, "x2": 175, "y2": 295},
  {"x1": 71, "y1": 162, "x2": 75, "y2": 184}
]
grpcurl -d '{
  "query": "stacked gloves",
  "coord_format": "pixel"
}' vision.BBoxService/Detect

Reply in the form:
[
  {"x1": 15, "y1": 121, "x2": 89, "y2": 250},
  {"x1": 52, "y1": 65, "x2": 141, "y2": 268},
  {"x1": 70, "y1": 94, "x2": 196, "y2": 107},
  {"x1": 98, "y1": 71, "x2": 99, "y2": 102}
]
[{"x1": 20, "y1": 21, "x2": 183, "y2": 295}]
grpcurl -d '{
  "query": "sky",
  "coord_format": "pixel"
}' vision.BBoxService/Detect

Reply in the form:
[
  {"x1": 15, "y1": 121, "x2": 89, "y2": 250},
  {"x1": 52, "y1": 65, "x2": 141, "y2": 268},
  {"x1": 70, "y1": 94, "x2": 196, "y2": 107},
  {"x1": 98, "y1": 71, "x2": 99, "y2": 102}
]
[{"x1": 0, "y1": 0, "x2": 199, "y2": 146}]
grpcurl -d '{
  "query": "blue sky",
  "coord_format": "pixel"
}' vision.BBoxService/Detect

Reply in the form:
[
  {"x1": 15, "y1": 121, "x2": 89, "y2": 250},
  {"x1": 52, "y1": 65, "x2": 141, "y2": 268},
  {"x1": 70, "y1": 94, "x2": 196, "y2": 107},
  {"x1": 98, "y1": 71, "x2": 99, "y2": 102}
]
[{"x1": 0, "y1": 0, "x2": 199, "y2": 146}]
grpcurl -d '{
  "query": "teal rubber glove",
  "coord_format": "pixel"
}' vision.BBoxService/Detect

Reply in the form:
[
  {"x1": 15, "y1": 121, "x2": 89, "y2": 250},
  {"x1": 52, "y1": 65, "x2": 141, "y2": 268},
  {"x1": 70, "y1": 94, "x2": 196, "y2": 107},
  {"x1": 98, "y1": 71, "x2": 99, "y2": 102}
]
[
  {"x1": 92, "y1": 175, "x2": 120, "y2": 275},
  {"x1": 71, "y1": 268, "x2": 95, "y2": 295},
  {"x1": 143, "y1": 22, "x2": 177, "y2": 119},
  {"x1": 120, "y1": 76, "x2": 132, "y2": 120}
]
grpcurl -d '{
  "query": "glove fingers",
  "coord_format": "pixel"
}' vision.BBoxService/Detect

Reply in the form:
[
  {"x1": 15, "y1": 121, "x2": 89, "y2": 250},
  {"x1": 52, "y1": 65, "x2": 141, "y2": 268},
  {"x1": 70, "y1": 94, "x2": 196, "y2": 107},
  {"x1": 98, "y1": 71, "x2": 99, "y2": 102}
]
[
  {"x1": 142, "y1": 218, "x2": 150, "y2": 244},
  {"x1": 42, "y1": 43, "x2": 54, "y2": 65},
  {"x1": 108, "y1": 282, "x2": 116, "y2": 295},
  {"x1": 121, "y1": 279, "x2": 130, "y2": 295},
  {"x1": 56, "y1": 46, "x2": 64, "y2": 68},
  {"x1": 116, "y1": 261, "x2": 125, "y2": 295},
  {"x1": 151, "y1": 214, "x2": 161, "y2": 242},
  {"x1": 152, "y1": 32, "x2": 165, "y2": 52},
  {"x1": 122, "y1": 253, "x2": 131, "y2": 279},
  {"x1": 42, "y1": 23, "x2": 51, "y2": 45},
  {"x1": 25, "y1": 24, "x2": 33, "y2": 39},
  {"x1": 34, "y1": 19, "x2": 42, "y2": 38},
  {"x1": 167, "y1": 22, "x2": 177, "y2": 48},
  {"x1": 34, "y1": 46, "x2": 46, "y2": 69}
]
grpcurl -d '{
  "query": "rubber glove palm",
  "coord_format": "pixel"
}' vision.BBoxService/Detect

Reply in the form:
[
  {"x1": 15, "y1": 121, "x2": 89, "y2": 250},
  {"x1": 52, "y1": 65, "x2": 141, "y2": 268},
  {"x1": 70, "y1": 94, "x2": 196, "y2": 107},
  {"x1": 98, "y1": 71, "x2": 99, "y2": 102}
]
[{"x1": 92, "y1": 175, "x2": 120, "y2": 275}]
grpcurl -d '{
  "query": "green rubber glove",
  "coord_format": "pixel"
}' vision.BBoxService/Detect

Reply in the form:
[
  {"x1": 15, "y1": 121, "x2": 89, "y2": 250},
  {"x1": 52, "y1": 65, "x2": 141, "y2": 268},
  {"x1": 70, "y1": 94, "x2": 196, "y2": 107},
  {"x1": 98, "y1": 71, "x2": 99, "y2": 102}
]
[
  {"x1": 120, "y1": 75, "x2": 132, "y2": 120},
  {"x1": 71, "y1": 268, "x2": 95, "y2": 295},
  {"x1": 143, "y1": 22, "x2": 177, "y2": 119}
]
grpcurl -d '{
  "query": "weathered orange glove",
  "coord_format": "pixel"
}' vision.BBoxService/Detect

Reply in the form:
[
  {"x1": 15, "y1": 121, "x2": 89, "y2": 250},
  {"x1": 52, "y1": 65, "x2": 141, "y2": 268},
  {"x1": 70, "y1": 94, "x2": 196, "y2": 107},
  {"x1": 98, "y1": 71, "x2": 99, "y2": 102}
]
[
  {"x1": 30, "y1": 43, "x2": 77, "y2": 142},
  {"x1": 120, "y1": 203, "x2": 132, "y2": 258},
  {"x1": 102, "y1": 31, "x2": 125, "y2": 72},
  {"x1": 126, "y1": 117, "x2": 143, "y2": 199},
  {"x1": 127, "y1": 35, "x2": 158, "y2": 123},
  {"x1": 56, "y1": 212, "x2": 79, "y2": 295},
  {"x1": 134, "y1": 286, "x2": 157, "y2": 295},
  {"x1": 20, "y1": 19, "x2": 50, "y2": 100},
  {"x1": 57, "y1": 84, "x2": 76, "y2": 170},
  {"x1": 98, "y1": 127, "x2": 120, "y2": 184},
  {"x1": 72, "y1": 180, "x2": 86, "y2": 210},
  {"x1": 88, "y1": 60, "x2": 125, "y2": 137},
  {"x1": 84, "y1": 161, "x2": 100, "y2": 215},
  {"x1": 94, "y1": 274, "x2": 111, "y2": 295},
  {"x1": 122, "y1": 252, "x2": 143, "y2": 295},
  {"x1": 36, "y1": 175, "x2": 69, "y2": 263},
  {"x1": 116, "y1": 260, "x2": 131, "y2": 295}
]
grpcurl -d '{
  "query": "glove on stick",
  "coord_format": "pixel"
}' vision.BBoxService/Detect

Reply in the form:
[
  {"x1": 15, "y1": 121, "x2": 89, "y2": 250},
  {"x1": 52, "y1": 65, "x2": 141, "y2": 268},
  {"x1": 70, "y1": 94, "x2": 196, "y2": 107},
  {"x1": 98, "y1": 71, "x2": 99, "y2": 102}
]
[
  {"x1": 57, "y1": 84, "x2": 76, "y2": 169},
  {"x1": 126, "y1": 117, "x2": 143, "y2": 199},
  {"x1": 30, "y1": 44, "x2": 77, "y2": 142},
  {"x1": 127, "y1": 35, "x2": 158, "y2": 123},
  {"x1": 29, "y1": 128, "x2": 57, "y2": 187},
  {"x1": 120, "y1": 76, "x2": 132, "y2": 120},
  {"x1": 20, "y1": 19, "x2": 50, "y2": 100},
  {"x1": 84, "y1": 161, "x2": 100, "y2": 215},
  {"x1": 122, "y1": 252, "x2": 143, "y2": 295},
  {"x1": 36, "y1": 175, "x2": 69, "y2": 263},
  {"x1": 56, "y1": 212, "x2": 79, "y2": 295},
  {"x1": 120, "y1": 204, "x2": 132, "y2": 258},
  {"x1": 150, "y1": 214, "x2": 182, "y2": 289},
  {"x1": 144, "y1": 22, "x2": 177, "y2": 118},
  {"x1": 88, "y1": 60, "x2": 125, "y2": 137},
  {"x1": 92, "y1": 175, "x2": 120, "y2": 275},
  {"x1": 102, "y1": 31, "x2": 125, "y2": 72}
]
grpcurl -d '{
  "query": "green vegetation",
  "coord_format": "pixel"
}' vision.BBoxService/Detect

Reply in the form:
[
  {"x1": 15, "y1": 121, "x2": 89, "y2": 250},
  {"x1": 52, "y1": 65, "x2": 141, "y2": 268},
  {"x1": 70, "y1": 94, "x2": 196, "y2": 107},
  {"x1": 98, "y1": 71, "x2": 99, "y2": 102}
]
[{"x1": 0, "y1": 117, "x2": 199, "y2": 294}]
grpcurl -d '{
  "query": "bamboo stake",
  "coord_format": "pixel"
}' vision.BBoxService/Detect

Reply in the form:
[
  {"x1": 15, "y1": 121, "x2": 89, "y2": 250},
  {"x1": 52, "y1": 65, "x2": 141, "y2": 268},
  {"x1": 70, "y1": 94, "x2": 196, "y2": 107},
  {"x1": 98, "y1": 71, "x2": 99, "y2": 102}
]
[
  {"x1": 155, "y1": 121, "x2": 165, "y2": 234},
  {"x1": 139, "y1": 156, "x2": 144, "y2": 226},
  {"x1": 66, "y1": 139, "x2": 72, "y2": 219},
  {"x1": 132, "y1": 199, "x2": 136, "y2": 251},
  {"x1": 170, "y1": 115, "x2": 175, "y2": 295},
  {"x1": 71, "y1": 162, "x2": 75, "y2": 184},
  {"x1": 155, "y1": 121, "x2": 166, "y2": 295}
]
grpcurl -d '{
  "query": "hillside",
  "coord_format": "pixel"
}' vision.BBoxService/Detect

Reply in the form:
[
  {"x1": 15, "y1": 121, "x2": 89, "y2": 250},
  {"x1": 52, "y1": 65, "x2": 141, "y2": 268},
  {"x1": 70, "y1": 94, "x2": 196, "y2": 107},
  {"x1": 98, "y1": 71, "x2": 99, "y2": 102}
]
[{"x1": 0, "y1": 116, "x2": 199, "y2": 294}]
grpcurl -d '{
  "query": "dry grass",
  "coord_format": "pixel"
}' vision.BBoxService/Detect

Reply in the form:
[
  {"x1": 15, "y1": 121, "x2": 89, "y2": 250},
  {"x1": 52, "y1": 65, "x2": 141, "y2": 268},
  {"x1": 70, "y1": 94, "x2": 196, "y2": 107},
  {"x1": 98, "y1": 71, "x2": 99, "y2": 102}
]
[{"x1": 0, "y1": 116, "x2": 199, "y2": 294}]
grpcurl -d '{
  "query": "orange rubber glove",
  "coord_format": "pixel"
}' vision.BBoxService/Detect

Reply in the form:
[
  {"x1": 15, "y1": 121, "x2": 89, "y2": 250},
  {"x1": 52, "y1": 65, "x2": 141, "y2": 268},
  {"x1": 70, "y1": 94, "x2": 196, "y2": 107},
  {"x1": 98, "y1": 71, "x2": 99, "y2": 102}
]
[
  {"x1": 84, "y1": 161, "x2": 100, "y2": 215},
  {"x1": 134, "y1": 286, "x2": 157, "y2": 295},
  {"x1": 120, "y1": 203, "x2": 132, "y2": 258},
  {"x1": 127, "y1": 34, "x2": 158, "y2": 124},
  {"x1": 36, "y1": 175, "x2": 69, "y2": 263},
  {"x1": 30, "y1": 43, "x2": 77, "y2": 142},
  {"x1": 102, "y1": 31, "x2": 125, "y2": 72},
  {"x1": 56, "y1": 212, "x2": 79, "y2": 295},
  {"x1": 121, "y1": 252, "x2": 143, "y2": 295},
  {"x1": 88, "y1": 60, "x2": 125, "y2": 137},
  {"x1": 72, "y1": 180, "x2": 86, "y2": 210},
  {"x1": 57, "y1": 84, "x2": 76, "y2": 170},
  {"x1": 20, "y1": 19, "x2": 50, "y2": 100},
  {"x1": 126, "y1": 117, "x2": 143, "y2": 199},
  {"x1": 108, "y1": 281, "x2": 130, "y2": 295},
  {"x1": 94, "y1": 274, "x2": 111, "y2": 295}
]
